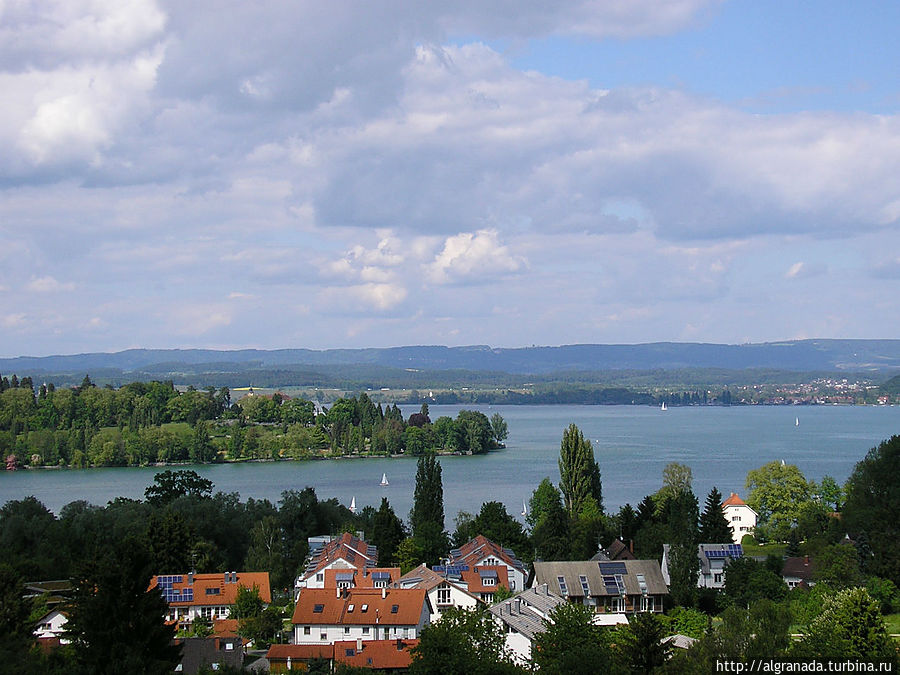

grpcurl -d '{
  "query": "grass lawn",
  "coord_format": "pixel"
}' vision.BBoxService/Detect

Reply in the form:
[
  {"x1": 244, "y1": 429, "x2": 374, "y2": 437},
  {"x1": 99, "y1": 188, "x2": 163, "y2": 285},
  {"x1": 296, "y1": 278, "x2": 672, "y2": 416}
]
[
  {"x1": 884, "y1": 613, "x2": 900, "y2": 635},
  {"x1": 740, "y1": 541, "x2": 787, "y2": 558}
]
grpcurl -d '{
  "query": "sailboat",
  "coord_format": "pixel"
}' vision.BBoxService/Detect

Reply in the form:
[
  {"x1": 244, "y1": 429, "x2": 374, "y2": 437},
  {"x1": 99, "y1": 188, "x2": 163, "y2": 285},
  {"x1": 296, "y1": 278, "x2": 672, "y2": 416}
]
[
  {"x1": 660, "y1": 401, "x2": 668, "y2": 411},
  {"x1": 521, "y1": 500, "x2": 528, "y2": 518},
  {"x1": 349, "y1": 496, "x2": 356, "y2": 514},
  {"x1": 795, "y1": 417, "x2": 799, "y2": 427},
  {"x1": 380, "y1": 473, "x2": 389, "y2": 487}
]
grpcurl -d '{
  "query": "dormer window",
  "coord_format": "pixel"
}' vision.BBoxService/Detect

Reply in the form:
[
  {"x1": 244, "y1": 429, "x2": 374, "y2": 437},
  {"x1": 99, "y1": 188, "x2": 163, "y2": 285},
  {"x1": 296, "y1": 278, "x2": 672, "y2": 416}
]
[{"x1": 361, "y1": 604, "x2": 369, "y2": 613}]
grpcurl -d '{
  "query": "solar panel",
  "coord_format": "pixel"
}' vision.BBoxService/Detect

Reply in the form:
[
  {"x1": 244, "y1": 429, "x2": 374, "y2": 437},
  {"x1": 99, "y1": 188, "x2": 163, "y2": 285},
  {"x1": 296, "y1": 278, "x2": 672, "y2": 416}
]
[
  {"x1": 598, "y1": 562, "x2": 627, "y2": 575},
  {"x1": 480, "y1": 569, "x2": 499, "y2": 579},
  {"x1": 335, "y1": 572, "x2": 355, "y2": 582},
  {"x1": 372, "y1": 572, "x2": 391, "y2": 580}
]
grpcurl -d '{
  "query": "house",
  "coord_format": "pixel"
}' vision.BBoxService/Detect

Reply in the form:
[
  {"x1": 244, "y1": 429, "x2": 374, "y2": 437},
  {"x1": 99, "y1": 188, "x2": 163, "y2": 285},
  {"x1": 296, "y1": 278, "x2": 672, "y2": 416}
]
[
  {"x1": 291, "y1": 587, "x2": 430, "y2": 645},
  {"x1": 782, "y1": 556, "x2": 816, "y2": 589},
  {"x1": 149, "y1": 571, "x2": 271, "y2": 630},
  {"x1": 661, "y1": 543, "x2": 743, "y2": 589},
  {"x1": 488, "y1": 583, "x2": 566, "y2": 664},
  {"x1": 296, "y1": 532, "x2": 378, "y2": 594},
  {"x1": 267, "y1": 639, "x2": 418, "y2": 673},
  {"x1": 448, "y1": 535, "x2": 528, "y2": 593},
  {"x1": 596, "y1": 539, "x2": 636, "y2": 561},
  {"x1": 324, "y1": 567, "x2": 402, "y2": 590},
  {"x1": 722, "y1": 493, "x2": 757, "y2": 544},
  {"x1": 432, "y1": 563, "x2": 512, "y2": 604},
  {"x1": 394, "y1": 565, "x2": 481, "y2": 619},
  {"x1": 33, "y1": 608, "x2": 69, "y2": 643},
  {"x1": 532, "y1": 559, "x2": 667, "y2": 614},
  {"x1": 174, "y1": 636, "x2": 244, "y2": 674}
]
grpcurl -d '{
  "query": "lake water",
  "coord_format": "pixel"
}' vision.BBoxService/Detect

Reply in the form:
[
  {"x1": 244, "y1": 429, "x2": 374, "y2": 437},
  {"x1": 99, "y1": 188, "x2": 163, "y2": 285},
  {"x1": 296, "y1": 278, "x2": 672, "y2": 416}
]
[{"x1": 1, "y1": 405, "x2": 898, "y2": 523}]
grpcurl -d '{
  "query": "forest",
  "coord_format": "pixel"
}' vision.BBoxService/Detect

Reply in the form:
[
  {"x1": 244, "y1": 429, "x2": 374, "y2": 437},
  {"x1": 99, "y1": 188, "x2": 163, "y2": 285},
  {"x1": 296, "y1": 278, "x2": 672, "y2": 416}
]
[{"x1": 0, "y1": 374, "x2": 508, "y2": 468}]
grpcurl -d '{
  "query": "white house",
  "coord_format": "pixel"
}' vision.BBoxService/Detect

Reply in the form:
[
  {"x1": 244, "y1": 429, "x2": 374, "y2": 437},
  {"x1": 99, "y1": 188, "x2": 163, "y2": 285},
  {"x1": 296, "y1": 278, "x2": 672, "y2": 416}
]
[
  {"x1": 722, "y1": 493, "x2": 757, "y2": 544},
  {"x1": 661, "y1": 543, "x2": 743, "y2": 589},
  {"x1": 488, "y1": 584, "x2": 566, "y2": 665},
  {"x1": 296, "y1": 533, "x2": 378, "y2": 595},
  {"x1": 291, "y1": 587, "x2": 431, "y2": 645},
  {"x1": 395, "y1": 565, "x2": 481, "y2": 620},
  {"x1": 34, "y1": 608, "x2": 69, "y2": 643}
]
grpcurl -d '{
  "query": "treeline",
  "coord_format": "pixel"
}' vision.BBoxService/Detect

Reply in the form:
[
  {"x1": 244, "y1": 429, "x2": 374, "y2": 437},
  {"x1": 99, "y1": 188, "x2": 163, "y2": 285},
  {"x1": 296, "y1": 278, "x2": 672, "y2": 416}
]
[{"x1": 0, "y1": 374, "x2": 508, "y2": 468}]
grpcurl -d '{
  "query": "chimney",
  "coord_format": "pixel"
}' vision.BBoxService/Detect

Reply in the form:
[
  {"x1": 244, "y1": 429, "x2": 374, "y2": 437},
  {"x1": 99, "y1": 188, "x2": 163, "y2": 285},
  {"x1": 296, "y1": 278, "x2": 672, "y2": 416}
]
[
  {"x1": 224, "y1": 572, "x2": 229, "y2": 584},
  {"x1": 505, "y1": 601, "x2": 511, "y2": 615},
  {"x1": 515, "y1": 598, "x2": 521, "y2": 613},
  {"x1": 356, "y1": 637, "x2": 363, "y2": 652},
  {"x1": 629, "y1": 539, "x2": 634, "y2": 554},
  {"x1": 337, "y1": 587, "x2": 341, "y2": 598},
  {"x1": 382, "y1": 587, "x2": 386, "y2": 599},
  {"x1": 188, "y1": 572, "x2": 194, "y2": 584}
]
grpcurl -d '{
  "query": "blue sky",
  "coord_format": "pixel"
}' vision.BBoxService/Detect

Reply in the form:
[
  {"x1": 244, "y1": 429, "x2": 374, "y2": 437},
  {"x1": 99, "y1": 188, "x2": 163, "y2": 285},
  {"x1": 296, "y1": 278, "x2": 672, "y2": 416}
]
[{"x1": 1, "y1": 1, "x2": 899, "y2": 356}]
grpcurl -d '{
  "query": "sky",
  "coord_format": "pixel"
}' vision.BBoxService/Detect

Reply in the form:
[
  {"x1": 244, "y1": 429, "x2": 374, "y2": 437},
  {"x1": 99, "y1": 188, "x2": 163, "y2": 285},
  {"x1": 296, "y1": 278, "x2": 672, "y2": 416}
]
[{"x1": 1, "y1": 0, "x2": 899, "y2": 357}]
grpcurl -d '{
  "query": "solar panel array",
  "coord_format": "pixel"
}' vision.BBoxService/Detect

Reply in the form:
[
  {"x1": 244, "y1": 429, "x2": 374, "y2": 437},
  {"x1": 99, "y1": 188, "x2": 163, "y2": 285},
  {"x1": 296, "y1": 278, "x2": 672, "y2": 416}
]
[
  {"x1": 433, "y1": 565, "x2": 470, "y2": 575},
  {"x1": 371, "y1": 572, "x2": 391, "y2": 581},
  {"x1": 602, "y1": 575, "x2": 626, "y2": 595},
  {"x1": 479, "y1": 569, "x2": 499, "y2": 579},
  {"x1": 598, "y1": 562, "x2": 627, "y2": 575},
  {"x1": 704, "y1": 544, "x2": 743, "y2": 559},
  {"x1": 156, "y1": 576, "x2": 194, "y2": 603}
]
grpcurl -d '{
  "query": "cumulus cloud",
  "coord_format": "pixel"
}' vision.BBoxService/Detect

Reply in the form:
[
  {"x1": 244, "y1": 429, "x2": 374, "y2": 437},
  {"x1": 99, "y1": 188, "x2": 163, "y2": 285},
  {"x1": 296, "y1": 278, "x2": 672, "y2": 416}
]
[
  {"x1": 25, "y1": 276, "x2": 75, "y2": 293},
  {"x1": 428, "y1": 230, "x2": 525, "y2": 284}
]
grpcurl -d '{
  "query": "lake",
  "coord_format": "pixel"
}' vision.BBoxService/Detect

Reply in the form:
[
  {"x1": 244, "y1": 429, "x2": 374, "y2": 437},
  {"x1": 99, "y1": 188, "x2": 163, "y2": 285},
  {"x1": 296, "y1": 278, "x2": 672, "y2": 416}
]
[{"x1": 1, "y1": 405, "x2": 898, "y2": 523}]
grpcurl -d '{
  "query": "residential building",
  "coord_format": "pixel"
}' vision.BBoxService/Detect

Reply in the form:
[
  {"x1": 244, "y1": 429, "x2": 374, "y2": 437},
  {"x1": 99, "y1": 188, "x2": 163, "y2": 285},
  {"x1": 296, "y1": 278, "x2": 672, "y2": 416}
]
[
  {"x1": 432, "y1": 563, "x2": 511, "y2": 604},
  {"x1": 291, "y1": 587, "x2": 430, "y2": 645},
  {"x1": 296, "y1": 532, "x2": 378, "y2": 594},
  {"x1": 448, "y1": 535, "x2": 528, "y2": 592},
  {"x1": 532, "y1": 559, "x2": 667, "y2": 614},
  {"x1": 661, "y1": 543, "x2": 743, "y2": 589},
  {"x1": 395, "y1": 565, "x2": 481, "y2": 619},
  {"x1": 174, "y1": 636, "x2": 244, "y2": 674},
  {"x1": 149, "y1": 571, "x2": 271, "y2": 630},
  {"x1": 33, "y1": 608, "x2": 68, "y2": 643},
  {"x1": 488, "y1": 584, "x2": 566, "y2": 664},
  {"x1": 267, "y1": 639, "x2": 418, "y2": 673},
  {"x1": 323, "y1": 567, "x2": 401, "y2": 590},
  {"x1": 722, "y1": 493, "x2": 757, "y2": 544},
  {"x1": 782, "y1": 556, "x2": 816, "y2": 589}
]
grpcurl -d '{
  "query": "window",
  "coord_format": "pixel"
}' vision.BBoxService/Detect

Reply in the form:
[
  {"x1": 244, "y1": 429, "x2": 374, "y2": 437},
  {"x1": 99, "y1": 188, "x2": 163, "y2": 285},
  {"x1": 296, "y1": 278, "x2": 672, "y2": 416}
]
[
  {"x1": 313, "y1": 604, "x2": 325, "y2": 613},
  {"x1": 640, "y1": 596, "x2": 654, "y2": 612},
  {"x1": 316, "y1": 573, "x2": 324, "y2": 582},
  {"x1": 337, "y1": 580, "x2": 351, "y2": 589},
  {"x1": 303, "y1": 626, "x2": 311, "y2": 635},
  {"x1": 636, "y1": 574, "x2": 647, "y2": 594},
  {"x1": 361, "y1": 604, "x2": 369, "y2": 613},
  {"x1": 732, "y1": 516, "x2": 741, "y2": 522},
  {"x1": 347, "y1": 604, "x2": 355, "y2": 612},
  {"x1": 714, "y1": 573, "x2": 723, "y2": 584},
  {"x1": 557, "y1": 576, "x2": 568, "y2": 596},
  {"x1": 483, "y1": 577, "x2": 496, "y2": 586},
  {"x1": 201, "y1": 606, "x2": 214, "y2": 619},
  {"x1": 345, "y1": 649, "x2": 355, "y2": 657},
  {"x1": 205, "y1": 587, "x2": 220, "y2": 595},
  {"x1": 344, "y1": 626, "x2": 350, "y2": 634},
  {"x1": 225, "y1": 643, "x2": 234, "y2": 651},
  {"x1": 579, "y1": 575, "x2": 590, "y2": 595},
  {"x1": 362, "y1": 627, "x2": 370, "y2": 634},
  {"x1": 391, "y1": 604, "x2": 399, "y2": 614},
  {"x1": 610, "y1": 596, "x2": 626, "y2": 612},
  {"x1": 485, "y1": 557, "x2": 498, "y2": 566},
  {"x1": 510, "y1": 581, "x2": 515, "y2": 590},
  {"x1": 437, "y1": 584, "x2": 451, "y2": 605},
  {"x1": 374, "y1": 580, "x2": 387, "y2": 588},
  {"x1": 320, "y1": 632, "x2": 327, "y2": 641}
]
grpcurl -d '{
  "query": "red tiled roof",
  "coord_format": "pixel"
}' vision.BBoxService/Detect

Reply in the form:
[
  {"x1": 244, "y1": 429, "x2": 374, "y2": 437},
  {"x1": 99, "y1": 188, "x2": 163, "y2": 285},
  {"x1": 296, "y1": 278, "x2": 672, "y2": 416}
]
[
  {"x1": 267, "y1": 643, "x2": 334, "y2": 661},
  {"x1": 323, "y1": 567, "x2": 401, "y2": 588},
  {"x1": 211, "y1": 619, "x2": 241, "y2": 639},
  {"x1": 452, "y1": 535, "x2": 524, "y2": 574},
  {"x1": 459, "y1": 566, "x2": 509, "y2": 594},
  {"x1": 304, "y1": 533, "x2": 378, "y2": 579},
  {"x1": 292, "y1": 588, "x2": 427, "y2": 626},
  {"x1": 149, "y1": 572, "x2": 272, "y2": 606},
  {"x1": 334, "y1": 639, "x2": 418, "y2": 670},
  {"x1": 722, "y1": 493, "x2": 747, "y2": 508}
]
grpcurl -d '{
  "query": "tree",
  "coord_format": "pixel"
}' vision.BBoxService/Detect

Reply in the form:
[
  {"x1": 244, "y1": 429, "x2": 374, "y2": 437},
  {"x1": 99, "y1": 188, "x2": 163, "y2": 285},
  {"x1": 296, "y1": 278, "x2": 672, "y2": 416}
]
[
  {"x1": 843, "y1": 435, "x2": 900, "y2": 583},
  {"x1": 699, "y1": 599, "x2": 791, "y2": 662},
  {"x1": 458, "y1": 502, "x2": 529, "y2": 561},
  {"x1": 699, "y1": 487, "x2": 733, "y2": 543},
  {"x1": 530, "y1": 486, "x2": 570, "y2": 561},
  {"x1": 371, "y1": 498, "x2": 406, "y2": 567},
  {"x1": 489, "y1": 413, "x2": 508, "y2": 446},
  {"x1": 409, "y1": 607, "x2": 520, "y2": 675},
  {"x1": 617, "y1": 612, "x2": 670, "y2": 673},
  {"x1": 410, "y1": 453, "x2": 447, "y2": 565},
  {"x1": 244, "y1": 516, "x2": 287, "y2": 588},
  {"x1": 65, "y1": 537, "x2": 182, "y2": 674},
  {"x1": 656, "y1": 463, "x2": 693, "y2": 507},
  {"x1": 745, "y1": 461, "x2": 814, "y2": 541},
  {"x1": 146, "y1": 509, "x2": 195, "y2": 573},
  {"x1": 795, "y1": 587, "x2": 895, "y2": 661},
  {"x1": 723, "y1": 557, "x2": 787, "y2": 608},
  {"x1": 532, "y1": 602, "x2": 624, "y2": 674},
  {"x1": 558, "y1": 424, "x2": 602, "y2": 517},
  {"x1": 145, "y1": 470, "x2": 213, "y2": 506}
]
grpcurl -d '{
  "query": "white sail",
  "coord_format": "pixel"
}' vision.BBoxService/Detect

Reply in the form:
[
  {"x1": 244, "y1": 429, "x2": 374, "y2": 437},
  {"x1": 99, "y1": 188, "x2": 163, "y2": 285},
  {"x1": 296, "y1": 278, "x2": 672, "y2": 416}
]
[
  {"x1": 380, "y1": 473, "x2": 389, "y2": 486},
  {"x1": 350, "y1": 496, "x2": 356, "y2": 513},
  {"x1": 795, "y1": 417, "x2": 799, "y2": 426},
  {"x1": 521, "y1": 500, "x2": 528, "y2": 517},
  {"x1": 661, "y1": 401, "x2": 667, "y2": 411}
]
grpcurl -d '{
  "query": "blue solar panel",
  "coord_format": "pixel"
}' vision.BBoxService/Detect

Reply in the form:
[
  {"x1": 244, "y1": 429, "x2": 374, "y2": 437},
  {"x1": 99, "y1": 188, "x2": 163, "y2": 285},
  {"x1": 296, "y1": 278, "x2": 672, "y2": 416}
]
[
  {"x1": 480, "y1": 569, "x2": 499, "y2": 578},
  {"x1": 372, "y1": 572, "x2": 390, "y2": 580},
  {"x1": 335, "y1": 572, "x2": 355, "y2": 581},
  {"x1": 598, "y1": 562, "x2": 627, "y2": 575}
]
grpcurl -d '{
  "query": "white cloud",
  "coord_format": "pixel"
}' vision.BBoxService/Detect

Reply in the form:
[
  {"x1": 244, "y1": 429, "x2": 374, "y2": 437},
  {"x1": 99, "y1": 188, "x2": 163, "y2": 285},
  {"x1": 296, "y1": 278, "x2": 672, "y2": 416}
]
[
  {"x1": 25, "y1": 276, "x2": 75, "y2": 293},
  {"x1": 428, "y1": 230, "x2": 525, "y2": 284}
]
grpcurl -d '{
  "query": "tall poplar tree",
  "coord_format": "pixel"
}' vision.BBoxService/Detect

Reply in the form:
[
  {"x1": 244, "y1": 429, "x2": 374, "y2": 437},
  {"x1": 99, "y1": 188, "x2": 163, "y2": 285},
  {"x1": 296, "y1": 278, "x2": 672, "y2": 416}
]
[
  {"x1": 699, "y1": 487, "x2": 734, "y2": 543},
  {"x1": 410, "y1": 452, "x2": 447, "y2": 564},
  {"x1": 558, "y1": 424, "x2": 603, "y2": 517}
]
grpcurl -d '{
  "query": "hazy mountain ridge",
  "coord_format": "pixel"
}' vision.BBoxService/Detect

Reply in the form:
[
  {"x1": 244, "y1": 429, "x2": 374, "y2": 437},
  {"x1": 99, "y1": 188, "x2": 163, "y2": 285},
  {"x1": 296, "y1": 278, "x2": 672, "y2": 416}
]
[{"x1": 2, "y1": 339, "x2": 899, "y2": 376}]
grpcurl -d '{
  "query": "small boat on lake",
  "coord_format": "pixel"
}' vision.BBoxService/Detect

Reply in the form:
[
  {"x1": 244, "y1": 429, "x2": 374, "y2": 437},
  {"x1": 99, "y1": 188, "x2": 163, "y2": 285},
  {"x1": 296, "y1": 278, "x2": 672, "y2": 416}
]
[
  {"x1": 349, "y1": 496, "x2": 356, "y2": 513},
  {"x1": 380, "y1": 473, "x2": 389, "y2": 487}
]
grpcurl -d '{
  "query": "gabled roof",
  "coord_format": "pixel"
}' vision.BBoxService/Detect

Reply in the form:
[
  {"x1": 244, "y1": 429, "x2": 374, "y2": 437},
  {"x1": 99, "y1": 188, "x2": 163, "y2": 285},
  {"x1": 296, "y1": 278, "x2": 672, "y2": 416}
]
[
  {"x1": 533, "y1": 559, "x2": 667, "y2": 598},
  {"x1": 395, "y1": 565, "x2": 448, "y2": 592},
  {"x1": 267, "y1": 644, "x2": 334, "y2": 661},
  {"x1": 292, "y1": 588, "x2": 427, "y2": 626},
  {"x1": 460, "y1": 566, "x2": 509, "y2": 594},
  {"x1": 334, "y1": 639, "x2": 419, "y2": 670},
  {"x1": 722, "y1": 493, "x2": 748, "y2": 508},
  {"x1": 324, "y1": 567, "x2": 401, "y2": 588},
  {"x1": 450, "y1": 535, "x2": 526, "y2": 575},
  {"x1": 605, "y1": 539, "x2": 636, "y2": 561},
  {"x1": 782, "y1": 556, "x2": 816, "y2": 581},
  {"x1": 302, "y1": 533, "x2": 378, "y2": 580},
  {"x1": 489, "y1": 584, "x2": 565, "y2": 641},
  {"x1": 149, "y1": 572, "x2": 272, "y2": 606}
]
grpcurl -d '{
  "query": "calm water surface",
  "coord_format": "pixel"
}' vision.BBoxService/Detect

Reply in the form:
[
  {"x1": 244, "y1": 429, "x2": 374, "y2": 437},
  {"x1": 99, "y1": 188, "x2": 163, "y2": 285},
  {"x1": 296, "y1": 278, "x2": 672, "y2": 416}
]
[{"x1": 1, "y1": 405, "x2": 898, "y2": 521}]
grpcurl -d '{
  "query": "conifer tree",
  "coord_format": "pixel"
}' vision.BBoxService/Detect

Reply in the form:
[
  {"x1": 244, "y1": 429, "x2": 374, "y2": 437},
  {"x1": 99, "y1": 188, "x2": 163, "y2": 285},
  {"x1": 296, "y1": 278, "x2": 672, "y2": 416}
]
[
  {"x1": 699, "y1": 487, "x2": 734, "y2": 543},
  {"x1": 411, "y1": 452, "x2": 447, "y2": 564},
  {"x1": 372, "y1": 498, "x2": 406, "y2": 567}
]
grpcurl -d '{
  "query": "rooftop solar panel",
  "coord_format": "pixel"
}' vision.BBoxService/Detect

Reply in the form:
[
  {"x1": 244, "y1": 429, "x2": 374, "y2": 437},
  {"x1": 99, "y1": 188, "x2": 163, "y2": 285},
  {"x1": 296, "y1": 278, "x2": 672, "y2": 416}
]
[{"x1": 598, "y1": 562, "x2": 627, "y2": 575}]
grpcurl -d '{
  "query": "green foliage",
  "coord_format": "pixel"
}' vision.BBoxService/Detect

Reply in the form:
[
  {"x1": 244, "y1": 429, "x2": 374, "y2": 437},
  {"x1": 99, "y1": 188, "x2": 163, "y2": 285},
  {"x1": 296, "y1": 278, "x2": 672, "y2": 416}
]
[
  {"x1": 745, "y1": 461, "x2": 814, "y2": 541},
  {"x1": 145, "y1": 470, "x2": 214, "y2": 506},
  {"x1": 660, "y1": 607, "x2": 709, "y2": 639},
  {"x1": 65, "y1": 537, "x2": 182, "y2": 675},
  {"x1": 532, "y1": 602, "x2": 625, "y2": 675},
  {"x1": 795, "y1": 587, "x2": 896, "y2": 661},
  {"x1": 813, "y1": 541, "x2": 864, "y2": 589},
  {"x1": 409, "y1": 607, "x2": 520, "y2": 675},
  {"x1": 558, "y1": 423, "x2": 603, "y2": 517},
  {"x1": 371, "y1": 498, "x2": 406, "y2": 567},
  {"x1": 489, "y1": 412, "x2": 508, "y2": 446},
  {"x1": 452, "y1": 501, "x2": 530, "y2": 562},
  {"x1": 395, "y1": 537, "x2": 425, "y2": 574},
  {"x1": 843, "y1": 435, "x2": 900, "y2": 584},
  {"x1": 699, "y1": 487, "x2": 733, "y2": 544},
  {"x1": 616, "y1": 612, "x2": 671, "y2": 673},
  {"x1": 691, "y1": 599, "x2": 791, "y2": 665},
  {"x1": 411, "y1": 453, "x2": 448, "y2": 565}
]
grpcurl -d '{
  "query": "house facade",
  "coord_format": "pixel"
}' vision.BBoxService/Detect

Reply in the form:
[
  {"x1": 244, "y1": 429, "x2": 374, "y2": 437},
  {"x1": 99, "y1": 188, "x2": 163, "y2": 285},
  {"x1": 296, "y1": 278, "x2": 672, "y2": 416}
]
[
  {"x1": 149, "y1": 571, "x2": 271, "y2": 629},
  {"x1": 722, "y1": 493, "x2": 757, "y2": 544},
  {"x1": 448, "y1": 535, "x2": 528, "y2": 593},
  {"x1": 488, "y1": 584, "x2": 566, "y2": 664},
  {"x1": 395, "y1": 565, "x2": 481, "y2": 619},
  {"x1": 291, "y1": 587, "x2": 430, "y2": 645},
  {"x1": 532, "y1": 559, "x2": 667, "y2": 614},
  {"x1": 296, "y1": 533, "x2": 378, "y2": 594}
]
